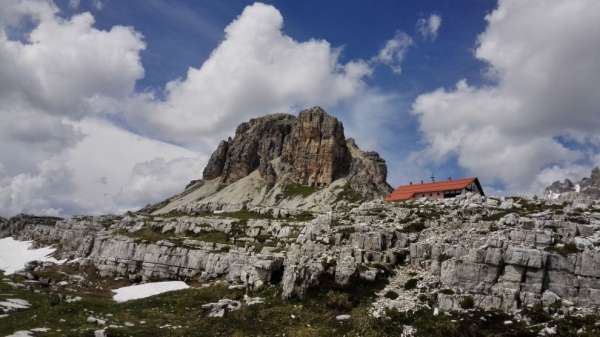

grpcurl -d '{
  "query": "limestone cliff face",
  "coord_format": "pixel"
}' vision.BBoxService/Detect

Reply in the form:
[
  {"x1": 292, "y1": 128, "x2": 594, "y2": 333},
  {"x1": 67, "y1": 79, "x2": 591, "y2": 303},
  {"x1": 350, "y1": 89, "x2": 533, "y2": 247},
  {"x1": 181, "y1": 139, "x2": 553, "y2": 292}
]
[
  {"x1": 280, "y1": 107, "x2": 351, "y2": 186},
  {"x1": 202, "y1": 140, "x2": 229, "y2": 181},
  {"x1": 346, "y1": 139, "x2": 391, "y2": 198},
  {"x1": 200, "y1": 106, "x2": 390, "y2": 197},
  {"x1": 202, "y1": 114, "x2": 296, "y2": 184}
]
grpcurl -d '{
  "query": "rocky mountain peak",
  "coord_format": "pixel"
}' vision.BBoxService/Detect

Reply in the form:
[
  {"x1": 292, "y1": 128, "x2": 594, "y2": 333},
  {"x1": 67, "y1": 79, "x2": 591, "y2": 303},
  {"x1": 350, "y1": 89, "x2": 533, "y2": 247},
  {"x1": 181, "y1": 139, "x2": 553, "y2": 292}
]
[
  {"x1": 545, "y1": 166, "x2": 600, "y2": 200},
  {"x1": 148, "y1": 107, "x2": 392, "y2": 215},
  {"x1": 202, "y1": 106, "x2": 389, "y2": 194},
  {"x1": 588, "y1": 166, "x2": 600, "y2": 183}
]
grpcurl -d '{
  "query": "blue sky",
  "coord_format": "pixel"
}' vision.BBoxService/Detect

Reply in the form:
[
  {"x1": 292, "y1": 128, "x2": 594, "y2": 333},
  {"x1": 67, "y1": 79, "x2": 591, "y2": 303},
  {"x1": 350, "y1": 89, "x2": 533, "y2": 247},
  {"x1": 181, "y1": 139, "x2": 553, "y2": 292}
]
[
  {"x1": 56, "y1": 0, "x2": 496, "y2": 184},
  {"x1": 58, "y1": 0, "x2": 494, "y2": 91},
  {"x1": 1, "y1": 0, "x2": 599, "y2": 216}
]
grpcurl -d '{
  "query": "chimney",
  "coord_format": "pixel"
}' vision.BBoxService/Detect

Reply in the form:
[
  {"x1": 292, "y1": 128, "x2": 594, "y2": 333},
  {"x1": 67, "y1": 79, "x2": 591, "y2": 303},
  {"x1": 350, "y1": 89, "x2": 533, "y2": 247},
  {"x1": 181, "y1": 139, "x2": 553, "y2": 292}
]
[
  {"x1": 409, "y1": 181, "x2": 413, "y2": 185},
  {"x1": 448, "y1": 177, "x2": 452, "y2": 181},
  {"x1": 420, "y1": 180, "x2": 424, "y2": 184}
]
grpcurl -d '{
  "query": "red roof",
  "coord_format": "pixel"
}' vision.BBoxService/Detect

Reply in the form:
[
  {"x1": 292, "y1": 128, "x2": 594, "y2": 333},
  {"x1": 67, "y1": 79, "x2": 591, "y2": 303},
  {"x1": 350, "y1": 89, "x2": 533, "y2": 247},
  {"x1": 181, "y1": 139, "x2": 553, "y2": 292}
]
[{"x1": 385, "y1": 177, "x2": 480, "y2": 202}]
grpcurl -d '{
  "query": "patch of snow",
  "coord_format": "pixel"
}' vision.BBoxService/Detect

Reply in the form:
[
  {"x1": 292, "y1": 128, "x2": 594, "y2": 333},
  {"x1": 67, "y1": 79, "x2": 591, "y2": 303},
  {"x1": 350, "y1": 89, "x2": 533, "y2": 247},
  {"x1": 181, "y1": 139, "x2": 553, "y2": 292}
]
[
  {"x1": 243, "y1": 294, "x2": 264, "y2": 306},
  {"x1": 0, "y1": 298, "x2": 31, "y2": 312},
  {"x1": 201, "y1": 298, "x2": 241, "y2": 317},
  {"x1": 5, "y1": 331, "x2": 33, "y2": 337},
  {"x1": 87, "y1": 316, "x2": 106, "y2": 325},
  {"x1": 401, "y1": 325, "x2": 416, "y2": 337},
  {"x1": 575, "y1": 184, "x2": 581, "y2": 193},
  {"x1": 336, "y1": 314, "x2": 351, "y2": 321},
  {"x1": 0, "y1": 237, "x2": 63, "y2": 274},
  {"x1": 30, "y1": 328, "x2": 50, "y2": 332},
  {"x1": 546, "y1": 191, "x2": 561, "y2": 200},
  {"x1": 112, "y1": 281, "x2": 189, "y2": 302},
  {"x1": 67, "y1": 257, "x2": 81, "y2": 264},
  {"x1": 65, "y1": 296, "x2": 82, "y2": 303},
  {"x1": 540, "y1": 326, "x2": 557, "y2": 335}
]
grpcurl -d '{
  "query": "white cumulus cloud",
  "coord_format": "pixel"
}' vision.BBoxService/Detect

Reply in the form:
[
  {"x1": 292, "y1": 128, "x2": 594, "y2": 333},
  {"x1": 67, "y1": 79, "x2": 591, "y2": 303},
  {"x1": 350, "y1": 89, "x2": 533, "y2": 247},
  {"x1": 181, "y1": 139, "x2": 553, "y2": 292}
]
[
  {"x1": 0, "y1": 0, "x2": 145, "y2": 176},
  {"x1": 115, "y1": 157, "x2": 206, "y2": 211},
  {"x1": 416, "y1": 14, "x2": 442, "y2": 40},
  {"x1": 68, "y1": 0, "x2": 80, "y2": 9},
  {"x1": 412, "y1": 0, "x2": 600, "y2": 193},
  {"x1": 0, "y1": 0, "x2": 178, "y2": 216},
  {"x1": 125, "y1": 2, "x2": 373, "y2": 149},
  {"x1": 63, "y1": 118, "x2": 205, "y2": 215},
  {"x1": 0, "y1": 159, "x2": 76, "y2": 216},
  {"x1": 372, "y1": 31, "x2": 413, "y2": 75}
]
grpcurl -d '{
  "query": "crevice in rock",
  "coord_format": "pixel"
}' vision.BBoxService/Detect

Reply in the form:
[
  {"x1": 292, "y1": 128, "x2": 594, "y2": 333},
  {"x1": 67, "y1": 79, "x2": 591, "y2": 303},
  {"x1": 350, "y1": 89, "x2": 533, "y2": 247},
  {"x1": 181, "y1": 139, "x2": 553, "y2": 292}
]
[{"x1": 270, "y1": 265, "x2": 284, "y2": 285}]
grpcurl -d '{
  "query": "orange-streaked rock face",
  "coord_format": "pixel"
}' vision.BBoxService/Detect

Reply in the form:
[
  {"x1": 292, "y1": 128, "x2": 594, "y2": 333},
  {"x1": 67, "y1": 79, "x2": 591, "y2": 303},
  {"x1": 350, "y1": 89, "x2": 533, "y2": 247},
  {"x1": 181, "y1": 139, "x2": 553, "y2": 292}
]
[
  {"x1": 201, "y1": 106, "x2": 391, "y2": 198},
  {"x1": 281, "y1": 107, "x2": 350, "y2": 187}
]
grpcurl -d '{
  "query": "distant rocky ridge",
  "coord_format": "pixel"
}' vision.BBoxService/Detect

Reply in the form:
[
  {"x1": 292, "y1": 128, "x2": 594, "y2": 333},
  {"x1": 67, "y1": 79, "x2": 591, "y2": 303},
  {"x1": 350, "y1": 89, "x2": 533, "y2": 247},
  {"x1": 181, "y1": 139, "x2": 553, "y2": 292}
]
[
  {"x1": 545, "y1": 167, "x2": 600, "y2": 200},
  {"x1": 143, "y1": 107, "x2": 392, "y2": 215}
]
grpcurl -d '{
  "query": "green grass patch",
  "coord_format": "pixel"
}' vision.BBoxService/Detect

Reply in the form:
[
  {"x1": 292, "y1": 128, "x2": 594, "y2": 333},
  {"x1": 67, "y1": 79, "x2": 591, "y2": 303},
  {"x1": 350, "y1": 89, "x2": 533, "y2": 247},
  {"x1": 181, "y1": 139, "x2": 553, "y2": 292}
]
[
  {"x1": 282, "y1": 183, "x2": 319, "y2": 198},
  {"x1": 116, "y1": 227, "x2": 231, "y2": 247},
  {"x1": 400, "y1": 221, "x2": 426, "y2": 233},
  {"x1": 4, "y1": 270, "x2": 600, "y2": 337},
  {"x1": 289, "y1": 211, "x2": 316, "y2": 222},
  {"x1": 217, "y1": 209, "x2": 275, "y2": 221},
  {"x1": 384, "y1": 290, "x2": 399, "y2": 300},
  {"x1": 219, "y1": 208, "x2": 315, "y2": 223},
  {"x1": 116, "y1": 227, "x2": 169, "y2": 242},
  {"x1": 194, "y1": 231, "x2": 229, "y2": 244},
  {"x1": 545, "y1": 242, "x2": 581, "y2": 256},
  {"x1": 459, "y1": 295, "x2": 474, "y2": 309},
  {"x1": 481, "y1": 210, "x2": 511, "y2": 221},
  {"x1": 335, "y1": 184, "x2": 364, "y2": 203},
  {"x1": 0, "y1": 271, "x2": 390, "y2": 337},
  {"x1": 439, "y1": 289, "x2": 455, "y2": 295},
  {"x1": 404, "y1": 278, "x2": 418, "y2": 290}
]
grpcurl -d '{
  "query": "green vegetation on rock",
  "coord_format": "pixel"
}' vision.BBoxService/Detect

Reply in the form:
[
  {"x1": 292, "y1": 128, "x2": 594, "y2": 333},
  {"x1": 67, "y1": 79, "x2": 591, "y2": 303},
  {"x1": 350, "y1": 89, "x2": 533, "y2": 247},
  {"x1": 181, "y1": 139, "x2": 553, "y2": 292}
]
[
  {"x1": 116, "y1": 227, "x2": 229, "y2": 246},
  {"x1": 404, "y1": 278, "x2": 418, "y2": 290},
  {"x1": 334, "y1": 184, "x2": 364, "y2": 203},
  {"x1": 282, "y1": 184, "x2": 319, "y2": 198},
  {"x1": 545, "y1": 242, "x2": 581, "y2": 256}
]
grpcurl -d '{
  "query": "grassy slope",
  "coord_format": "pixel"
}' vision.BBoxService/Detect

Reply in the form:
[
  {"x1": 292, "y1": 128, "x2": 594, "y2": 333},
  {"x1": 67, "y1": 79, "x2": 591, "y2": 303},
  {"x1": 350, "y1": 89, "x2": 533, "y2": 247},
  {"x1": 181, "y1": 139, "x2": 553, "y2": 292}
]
[{"x1": 2, "y1": 269, "x2": 600, "y2": 337}]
